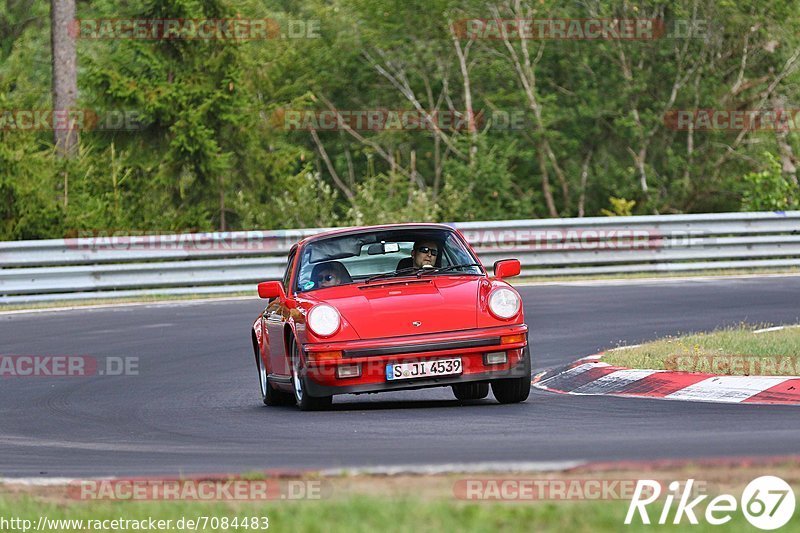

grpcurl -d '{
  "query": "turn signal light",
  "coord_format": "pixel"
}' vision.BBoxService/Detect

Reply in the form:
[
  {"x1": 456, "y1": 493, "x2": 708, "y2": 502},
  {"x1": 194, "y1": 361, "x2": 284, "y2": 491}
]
[
  {"x1": 307, "y1": 350, "x2": 343, "y2": 362},
  {"x1": 500, "y1": 334, "x2": 525, "y2": 345}
]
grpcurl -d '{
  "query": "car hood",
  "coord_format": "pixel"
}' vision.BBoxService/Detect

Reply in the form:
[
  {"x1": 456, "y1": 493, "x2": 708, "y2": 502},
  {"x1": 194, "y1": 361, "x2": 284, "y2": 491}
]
[{"x1": 303, "y1": 276, "x2": 483, "y2": 340}]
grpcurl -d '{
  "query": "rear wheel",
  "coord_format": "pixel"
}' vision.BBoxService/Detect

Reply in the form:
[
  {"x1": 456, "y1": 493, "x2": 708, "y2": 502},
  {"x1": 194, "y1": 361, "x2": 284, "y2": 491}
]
[
  {"x1": 491, "y1": 375, "x2": 531, "y2": 404},
  {"x1": 290, "y1": 339, "x2": 333, "y2": 411},
  {"x1": 257, "y1": 352, "x2": 293, "y2": 406},
  {"x1": 452, "y1": 381, "x2": 489, "y2": 401}
]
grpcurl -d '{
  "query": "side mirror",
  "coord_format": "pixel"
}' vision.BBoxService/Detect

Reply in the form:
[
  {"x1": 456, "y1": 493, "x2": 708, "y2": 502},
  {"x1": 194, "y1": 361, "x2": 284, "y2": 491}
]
[
  {"x1": 258, "y1": 281, "x2": 286, "y2": 300},
  {"x1": 493, "y1": 259, "x2": 521, "y2": 279}
]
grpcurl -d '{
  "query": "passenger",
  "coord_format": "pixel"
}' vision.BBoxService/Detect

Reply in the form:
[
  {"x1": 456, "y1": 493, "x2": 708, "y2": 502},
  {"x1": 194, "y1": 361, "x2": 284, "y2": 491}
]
[{"x1": 311, "y1": 261, "x2": 352, "y2": 288}]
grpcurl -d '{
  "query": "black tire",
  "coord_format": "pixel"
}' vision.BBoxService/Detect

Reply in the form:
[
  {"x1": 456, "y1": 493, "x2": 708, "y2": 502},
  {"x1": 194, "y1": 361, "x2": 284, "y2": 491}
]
[
  {"x1": 290, "y1": 339, "x2": 333, "y2": 411},
  {"x1": 491, "y1": 375, "x2": 531, "y2": 404},
  {"x1": 452, "y1": 381, "x2": 490, "y2": 401},
  {"x1": 257, "y1": 351, "x2": 293, "y2": 406}
]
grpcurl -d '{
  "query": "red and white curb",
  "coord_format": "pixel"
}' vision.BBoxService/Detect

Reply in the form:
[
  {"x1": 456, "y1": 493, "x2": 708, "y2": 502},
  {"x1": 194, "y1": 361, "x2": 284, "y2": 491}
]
[{"x1": 533, "y1": 354, "x2": 800, "y2": 405}]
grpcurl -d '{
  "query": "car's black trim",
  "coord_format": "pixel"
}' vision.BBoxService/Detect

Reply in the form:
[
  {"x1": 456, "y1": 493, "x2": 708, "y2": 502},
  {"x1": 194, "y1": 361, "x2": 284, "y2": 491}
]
[
  {"x1": 304, "y1": 346, "x2": 531, "y2": 397},
  {"x1": 341, "y1": 337, "x2": 503, "y2": 358}
]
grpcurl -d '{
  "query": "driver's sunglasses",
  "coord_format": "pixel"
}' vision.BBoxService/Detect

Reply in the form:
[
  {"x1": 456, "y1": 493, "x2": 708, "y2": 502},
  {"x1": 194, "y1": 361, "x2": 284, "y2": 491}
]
[
  {"x1": 317, "y1": 274, "x2": 336, "y2": 282},
  {"x1": 416, "y1": 246, "x2": 439, "y2": 256}
]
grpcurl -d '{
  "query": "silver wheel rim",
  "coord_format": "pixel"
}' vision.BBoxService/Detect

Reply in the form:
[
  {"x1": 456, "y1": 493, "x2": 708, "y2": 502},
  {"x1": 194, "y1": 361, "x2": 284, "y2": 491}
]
[
  {"x1": 292, "y1": 346, "x2": 304, "y2": 402},
  {"x1": 258, "y1": 356, "x2": 267, "y2": 398}
]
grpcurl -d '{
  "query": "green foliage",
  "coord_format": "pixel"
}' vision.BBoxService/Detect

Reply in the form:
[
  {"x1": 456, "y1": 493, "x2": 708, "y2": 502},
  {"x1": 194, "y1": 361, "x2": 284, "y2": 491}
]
[
  {"x1": 265, "y1": 166, "x2": 340, "y2": 229},
  {"x1": 741, "y1": 152, "x2": 799, "y2": 211},
  {"x1": 2, "y1": 0, "x2": 800, "y2": 240},
  {"x1": 79, "y1": 0, "x2": 253, "y2": 230},
  {"x1": 346, "y1": 171, "x2": 439, "y2": 226},
  {"x1": 0, "y1": 128, "x2": 63, "y2": 240},
  {"x1": 600, "y1": 197, "x2": 637, "y2": 217},
  {"x1": 439, "y1": 137, "x2": 534, "y2": 221}
]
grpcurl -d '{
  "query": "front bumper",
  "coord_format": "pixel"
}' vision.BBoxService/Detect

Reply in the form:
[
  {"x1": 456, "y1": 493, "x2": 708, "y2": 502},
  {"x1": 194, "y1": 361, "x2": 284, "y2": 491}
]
[{"x1": 302, "y1": 325, "x2": 530, "y2": 397}]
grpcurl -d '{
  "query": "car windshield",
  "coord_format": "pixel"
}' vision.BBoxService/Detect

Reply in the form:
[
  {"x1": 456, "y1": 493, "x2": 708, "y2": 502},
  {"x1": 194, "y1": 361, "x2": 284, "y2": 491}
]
[{"x1": 295, "y1": 228, "x2": 483, "y2": 292}]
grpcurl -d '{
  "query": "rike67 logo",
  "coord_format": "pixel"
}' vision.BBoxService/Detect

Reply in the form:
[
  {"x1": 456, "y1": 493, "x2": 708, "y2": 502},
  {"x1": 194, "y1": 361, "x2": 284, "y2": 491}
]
[{"x1": 626, "y1": 476, "x2": 795, "y2": 530}]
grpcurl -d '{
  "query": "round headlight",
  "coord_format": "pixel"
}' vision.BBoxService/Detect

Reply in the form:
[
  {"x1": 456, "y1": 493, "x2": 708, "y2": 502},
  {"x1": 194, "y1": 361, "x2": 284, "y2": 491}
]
[
  {"x1": 307, "y1": 304, "x2": 341, "y2": 337},
  {"x1": 488, "y1": 288, "x2": 521, "y2": 319}
]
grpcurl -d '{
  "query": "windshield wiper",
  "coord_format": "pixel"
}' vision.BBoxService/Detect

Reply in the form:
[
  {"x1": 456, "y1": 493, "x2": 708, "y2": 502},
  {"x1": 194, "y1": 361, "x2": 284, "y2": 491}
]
[
  {"x1": 365, "y1": 263, "x2": 483, "y2": 284},
  {"x1": 365, "y1": 267, "x2": 419, "y2": 284},
  {"x1": 416, "y1": 263, "x2": 483, "y2": 276}
]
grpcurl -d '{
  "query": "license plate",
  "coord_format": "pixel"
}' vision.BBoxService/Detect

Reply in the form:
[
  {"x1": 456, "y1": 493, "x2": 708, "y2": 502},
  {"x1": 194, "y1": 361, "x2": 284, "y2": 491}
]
[{"x1": 386, "y1": 358, "x2": 462, "y2": 381}]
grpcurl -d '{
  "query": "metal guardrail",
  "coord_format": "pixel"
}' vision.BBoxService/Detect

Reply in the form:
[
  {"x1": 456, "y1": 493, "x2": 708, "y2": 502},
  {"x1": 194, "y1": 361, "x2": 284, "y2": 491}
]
[{"x1": 1, "y1": 211, "x2": 798, "y2": 304}]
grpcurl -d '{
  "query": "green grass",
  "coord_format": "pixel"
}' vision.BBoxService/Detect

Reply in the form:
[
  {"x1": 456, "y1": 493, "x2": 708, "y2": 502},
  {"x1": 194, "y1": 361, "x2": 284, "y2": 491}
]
[
  {"x1": 1, "y1": 494, "x2": 797, "y2": 532},
  {"x1": 604, "y1": 325, "x2": 800, "y2": 375}
]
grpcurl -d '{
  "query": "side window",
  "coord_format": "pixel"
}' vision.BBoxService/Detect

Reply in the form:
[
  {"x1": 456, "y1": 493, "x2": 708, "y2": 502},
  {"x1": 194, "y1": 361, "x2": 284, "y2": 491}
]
[{"x1": 282, "y1": 252, "x2": 295, "y2": 293}]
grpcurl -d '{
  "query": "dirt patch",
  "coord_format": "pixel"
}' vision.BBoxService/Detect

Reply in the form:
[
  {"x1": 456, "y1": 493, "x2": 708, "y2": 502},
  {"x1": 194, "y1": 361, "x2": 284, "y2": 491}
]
[{"x1": 4, "y1": 456, "x2": 799, "y2": 505}]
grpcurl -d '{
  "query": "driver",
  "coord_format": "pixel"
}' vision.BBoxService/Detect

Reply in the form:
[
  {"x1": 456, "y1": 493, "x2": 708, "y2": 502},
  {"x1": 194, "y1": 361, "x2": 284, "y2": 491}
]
[{"x1": 411, "y1": 240, "x2": 439, "y2": 269}]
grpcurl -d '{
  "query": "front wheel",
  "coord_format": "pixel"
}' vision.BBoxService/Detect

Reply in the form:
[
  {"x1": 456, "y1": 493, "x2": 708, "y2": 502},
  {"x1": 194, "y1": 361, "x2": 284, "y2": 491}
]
[
  {"x1": 491, "y1": 375, "x2": 531, "y2": 404},
  {"x1": 452, "y1": 381, "x2": 489, "y2": 401},
  {"x1": 290, "y1": 339, "x2": 332, "y2": 411},
  {"x1": 257, "y1": 352, "x2": 293, "y2": 406}
]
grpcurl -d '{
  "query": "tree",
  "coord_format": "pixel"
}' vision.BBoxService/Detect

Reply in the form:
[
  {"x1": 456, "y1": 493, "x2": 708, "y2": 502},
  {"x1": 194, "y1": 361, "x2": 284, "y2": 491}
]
[{"x1": 50, "y1": 0, "x2": 78, "y2": 157}]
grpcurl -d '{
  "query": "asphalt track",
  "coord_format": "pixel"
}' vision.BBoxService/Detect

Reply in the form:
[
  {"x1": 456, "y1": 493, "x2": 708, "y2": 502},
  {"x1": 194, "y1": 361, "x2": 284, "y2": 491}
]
[{"x1": 1, "y1": 276, "x2": 799, "y2": 478}]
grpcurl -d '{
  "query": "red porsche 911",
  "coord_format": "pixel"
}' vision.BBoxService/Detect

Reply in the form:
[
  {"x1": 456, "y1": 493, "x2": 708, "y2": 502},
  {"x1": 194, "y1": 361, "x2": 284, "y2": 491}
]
[{"x1": 250, "y1": 223, "x2": 531, "y2": 410}]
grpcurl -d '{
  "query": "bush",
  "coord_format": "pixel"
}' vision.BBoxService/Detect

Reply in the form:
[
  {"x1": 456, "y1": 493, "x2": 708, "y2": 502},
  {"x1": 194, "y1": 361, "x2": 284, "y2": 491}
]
[{"x1": 741, "y1": 152, "x2": 799, "y2": 211}]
